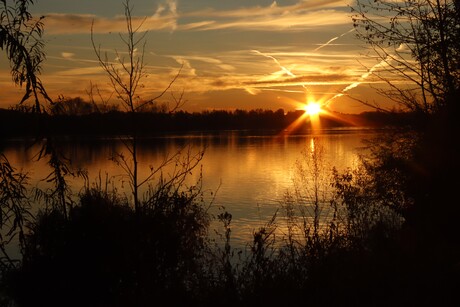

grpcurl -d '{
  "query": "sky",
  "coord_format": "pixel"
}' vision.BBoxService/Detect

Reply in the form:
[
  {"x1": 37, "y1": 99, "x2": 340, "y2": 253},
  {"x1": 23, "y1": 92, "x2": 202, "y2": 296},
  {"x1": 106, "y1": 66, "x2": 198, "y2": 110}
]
[{"x1": 0, "y1": 0, "x2": 396, "y2": 113}]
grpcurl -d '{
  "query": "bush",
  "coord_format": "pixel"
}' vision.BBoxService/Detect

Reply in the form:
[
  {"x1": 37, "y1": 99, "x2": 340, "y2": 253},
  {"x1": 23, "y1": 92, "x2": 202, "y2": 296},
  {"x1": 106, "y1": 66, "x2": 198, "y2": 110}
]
[{"x1": 6, "y1": 185, "x2": 210, "y2": 307}]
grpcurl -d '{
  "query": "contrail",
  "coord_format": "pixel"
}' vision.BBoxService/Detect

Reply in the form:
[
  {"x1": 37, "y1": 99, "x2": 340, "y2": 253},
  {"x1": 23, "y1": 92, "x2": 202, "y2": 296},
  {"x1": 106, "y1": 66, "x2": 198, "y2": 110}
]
[
  {"x1": 324, "y1": 55, "x2": 391, "y2": 106},
  {"x1": 251, "y1": 29, "x2": 357, "y2": 99},
  {"x1": 252, "y1": 50, "x2": 296, "y2": 78},
  {"x1": 315, "y1": 28, "x2": 396, "y2": 107},
  {"x1": 313, "y1": 37, "x2": 339, "y2": 52},
  {"x1": 313, "y1": 28, "x2": 355, "y2": 52},
  {"x1": 252, "y1": 49, "x2": 307, "y2": 90}
]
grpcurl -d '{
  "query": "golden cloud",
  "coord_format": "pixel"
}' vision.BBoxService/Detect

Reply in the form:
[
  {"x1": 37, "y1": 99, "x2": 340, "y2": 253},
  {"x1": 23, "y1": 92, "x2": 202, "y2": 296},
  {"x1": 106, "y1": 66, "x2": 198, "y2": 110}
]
[{"x1": 41, "y1": 0, "x2": 352, "y2": 34}]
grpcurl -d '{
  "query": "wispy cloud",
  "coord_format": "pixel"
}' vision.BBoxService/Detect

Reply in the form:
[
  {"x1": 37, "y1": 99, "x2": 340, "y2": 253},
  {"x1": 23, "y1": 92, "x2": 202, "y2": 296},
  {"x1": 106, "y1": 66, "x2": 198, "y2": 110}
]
[
  {"x1": 42, "y1": 0, "x2": 351, "y2": 34},
  {"x1": 178, "y1": 0, "x2": 353, "y2": 31},
  {"x1": 206, "y1": 71, "x2": 355, "y2": 93},
  {"x1": 43, "y1": 13, "x2": 176, "y2": 34},
  {"x1": 61, "y1": 52, "x2": 75, "y2": 59},
  {"x1": 43, "y1": 0, "x2": 178, "y2": 34},
  {"x1": 178, "y1": 9, "x2": 351, "y2": 32},
  {"x1": 165, "y1": 54, "x2": 237, "y2": 79},
  {"x1": 170, "y1": 56, "x2": 197, "y2": 77},
  {"x1": 167, "y1": 55, "x2": 235, "y2": 71},
  {"x1": 184, "y1": 0, "x2": 352, "y2": 18}
]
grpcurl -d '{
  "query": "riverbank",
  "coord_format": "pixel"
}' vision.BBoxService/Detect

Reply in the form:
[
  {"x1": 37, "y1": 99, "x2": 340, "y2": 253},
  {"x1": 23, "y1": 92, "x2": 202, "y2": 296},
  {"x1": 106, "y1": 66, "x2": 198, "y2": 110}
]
[{"x1": 0, "y1": 108, "x2": 414, "y2": 139}]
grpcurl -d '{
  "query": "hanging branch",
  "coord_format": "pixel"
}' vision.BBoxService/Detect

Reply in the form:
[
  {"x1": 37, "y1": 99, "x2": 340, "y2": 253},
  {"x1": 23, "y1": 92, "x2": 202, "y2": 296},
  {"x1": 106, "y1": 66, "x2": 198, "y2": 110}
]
[{"x1": 0, "y1": 0, "x2": 52, "y2": 112}]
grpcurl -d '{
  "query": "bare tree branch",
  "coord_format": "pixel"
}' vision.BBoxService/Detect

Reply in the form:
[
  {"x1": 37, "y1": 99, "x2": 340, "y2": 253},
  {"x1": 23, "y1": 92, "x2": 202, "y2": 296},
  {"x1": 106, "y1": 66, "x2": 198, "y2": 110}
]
[{"x1": 351, "y1": 0, "x2": 460, "y2": 114}]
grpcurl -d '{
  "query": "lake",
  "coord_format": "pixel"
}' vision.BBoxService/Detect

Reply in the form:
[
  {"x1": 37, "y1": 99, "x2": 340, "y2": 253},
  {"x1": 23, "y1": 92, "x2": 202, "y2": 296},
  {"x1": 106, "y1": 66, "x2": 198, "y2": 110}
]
[{"x1": 1, "y1": 129, "x2": 379, "y2": 247}]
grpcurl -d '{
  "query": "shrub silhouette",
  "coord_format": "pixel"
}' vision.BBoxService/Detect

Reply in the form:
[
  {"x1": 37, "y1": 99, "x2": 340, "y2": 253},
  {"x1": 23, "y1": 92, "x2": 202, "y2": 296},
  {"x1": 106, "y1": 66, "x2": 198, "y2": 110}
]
[{"x1": 8, "y1": 185, "x2": 210, "y2": 307}]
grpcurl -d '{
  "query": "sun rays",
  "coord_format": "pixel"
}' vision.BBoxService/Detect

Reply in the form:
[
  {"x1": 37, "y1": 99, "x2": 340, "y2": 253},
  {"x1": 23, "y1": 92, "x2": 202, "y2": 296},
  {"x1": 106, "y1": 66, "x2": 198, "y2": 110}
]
[
  {"x1": 304, "y1": 101, "x2": 322, "y2": 116},
  {"x1": 279, "y1": 94, "x2": 360, "y2": 135}
]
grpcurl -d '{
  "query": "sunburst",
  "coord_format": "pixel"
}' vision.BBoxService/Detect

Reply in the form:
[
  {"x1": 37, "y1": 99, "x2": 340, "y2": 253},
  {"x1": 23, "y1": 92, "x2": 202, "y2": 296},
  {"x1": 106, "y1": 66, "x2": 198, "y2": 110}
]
[{"x1": 304, "y1": 102, "x2": 322, "y2": 116}]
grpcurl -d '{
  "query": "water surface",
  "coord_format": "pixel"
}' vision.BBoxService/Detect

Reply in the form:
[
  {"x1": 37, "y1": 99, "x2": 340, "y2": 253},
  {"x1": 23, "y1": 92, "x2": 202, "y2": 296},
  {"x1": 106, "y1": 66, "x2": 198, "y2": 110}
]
[{"x1": 2, "y1": 129, "x2": 378, "y2": 246}]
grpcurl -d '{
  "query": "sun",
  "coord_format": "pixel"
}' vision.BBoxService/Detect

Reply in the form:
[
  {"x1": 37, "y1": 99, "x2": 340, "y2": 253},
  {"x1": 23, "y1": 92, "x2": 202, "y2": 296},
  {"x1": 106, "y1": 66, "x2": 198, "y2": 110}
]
[{"x1": 304, "y1": 102, "x2": 322, "y2": 116}]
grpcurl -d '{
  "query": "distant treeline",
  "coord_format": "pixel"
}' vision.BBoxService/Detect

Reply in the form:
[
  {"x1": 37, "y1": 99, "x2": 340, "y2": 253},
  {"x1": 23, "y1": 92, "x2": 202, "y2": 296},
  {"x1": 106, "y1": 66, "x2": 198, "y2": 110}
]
[{"x1": 0, "y1": 106, "x2": 414, "y2": 138}]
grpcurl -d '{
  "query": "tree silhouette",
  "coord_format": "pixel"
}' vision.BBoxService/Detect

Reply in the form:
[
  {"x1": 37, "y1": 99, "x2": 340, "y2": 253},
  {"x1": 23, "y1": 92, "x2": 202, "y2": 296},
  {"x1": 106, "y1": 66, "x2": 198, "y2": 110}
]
[
  {"x1": 352, "y1": 0, "x2": 460, "y2": 115},
  {"x1": 49, "y1": 96, "x2": 97, "y2": 115},
  {"x1": 91, "y1": 0, "x2": 187, "y2": 213},
  {"x1": 0, "y1": 0, "x2": 51, "y2": 112},
  {"x1": 352, "y1": 0, "x2": 460, "y2": 291}
]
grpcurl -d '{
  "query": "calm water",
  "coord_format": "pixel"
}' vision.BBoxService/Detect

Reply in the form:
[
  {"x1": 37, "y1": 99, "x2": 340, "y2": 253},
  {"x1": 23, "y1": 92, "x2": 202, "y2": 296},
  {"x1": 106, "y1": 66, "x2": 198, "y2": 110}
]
[{"x1": 1, "y1": 129, "x2": 378, "y2": 246}]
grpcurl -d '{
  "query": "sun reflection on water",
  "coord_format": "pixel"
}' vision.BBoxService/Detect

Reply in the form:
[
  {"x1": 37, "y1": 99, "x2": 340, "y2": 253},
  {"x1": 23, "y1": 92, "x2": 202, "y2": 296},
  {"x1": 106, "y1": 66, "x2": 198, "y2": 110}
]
[{"x1": 2, "y1": 131, "x2": 370, "y2": 247}]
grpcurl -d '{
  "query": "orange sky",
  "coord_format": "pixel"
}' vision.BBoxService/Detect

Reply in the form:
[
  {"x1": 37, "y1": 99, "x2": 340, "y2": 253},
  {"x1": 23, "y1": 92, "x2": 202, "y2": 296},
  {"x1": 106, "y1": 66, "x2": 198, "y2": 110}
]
[{"x1": 0, "y1": 0, "x2": 400, "y2": 114}]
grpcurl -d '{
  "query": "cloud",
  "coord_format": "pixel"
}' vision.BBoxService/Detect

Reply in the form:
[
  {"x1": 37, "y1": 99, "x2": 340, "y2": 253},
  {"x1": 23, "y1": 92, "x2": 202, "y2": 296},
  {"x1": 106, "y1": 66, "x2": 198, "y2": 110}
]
[
  {"x1": 43, "y1": 0, "x2": 178, "y2": 34},
  {"x1": 245, "y1": 88, "x2": 262, "y2": 95},
  {"x1": 61, "y1": 52, "x2": 75, "y2": 59},
  {"x1": 184, "y1": 0, "x2": 351, "y2": 18},
  {"x1": 258, "y1": 51, "x2": 360, "y2": 59},
  {"x1": 178, "y1": 20, "x2": 217, "y2": 30},
  {"x1": 153, "y1": 0, "x2": 178, "y2": 31},
  {"x1": 169, "y1": 55, "x2": 221, "y2": 64},
  {"x1": 245, "y1": 74, "x2": 354, "y2": 87},
  {"x1": 42, "y1": 0, "x2": 351, "y2": 35},
  {"x1": 43, "y1": 13, "x2": 177, "y2": 34},
  {"x1": 170, "y1": 56, "x2": 197, "y2": 77},
  {"x1": 217, "y1": 64, "x2": 236, "y2": 71},
  {"x1": 176, "y1": 0, "x2": 352, "y2": 31},
  {"x1": 206, "y1": 71, "x2": 354, "y2": 93},
  {"x1": 166, "y1": 55, "x2": 236, "y2": 73},
  {"x1": 178, "y1": 9, "x2": 351, "y2": 32},
  {"x1": 54, "y1": 66, "x2": 105, "y2": 77},
  {"x1": 151, "y1": 46, "x2": 366, "y2": 100}
]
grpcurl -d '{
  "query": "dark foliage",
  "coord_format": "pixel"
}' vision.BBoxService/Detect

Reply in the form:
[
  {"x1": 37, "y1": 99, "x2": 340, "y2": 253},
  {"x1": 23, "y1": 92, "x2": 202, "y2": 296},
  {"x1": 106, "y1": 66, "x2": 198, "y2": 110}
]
[
  {"x1": 0, "y1": 0, "x2": 51, "y2": 111},
  {"x1": 6, "y1": 186, "x2": 210, "y2": 307}
]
